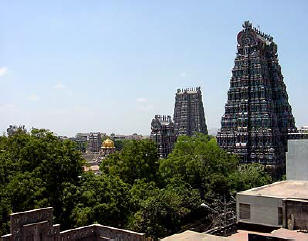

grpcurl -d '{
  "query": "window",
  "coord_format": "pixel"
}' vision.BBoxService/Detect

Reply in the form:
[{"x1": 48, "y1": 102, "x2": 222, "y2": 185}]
[
  {"x1": 239, "y1": 203, "x2": 251, "y2": 219},
  {"x1": 278, "y1": 207, "x2": 283, "y2": 225}
]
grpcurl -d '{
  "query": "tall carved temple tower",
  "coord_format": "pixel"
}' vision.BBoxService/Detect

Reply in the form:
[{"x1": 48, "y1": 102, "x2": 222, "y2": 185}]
[
  {"x1": 173, "y1": 87, "x2": 208, "y2": 136},
  {"x1": 150, "y1": 115, "x2": 176, "y2": 158},
  {"x1": 217, "y1": 21, "x2": 296, "y2": 176}
]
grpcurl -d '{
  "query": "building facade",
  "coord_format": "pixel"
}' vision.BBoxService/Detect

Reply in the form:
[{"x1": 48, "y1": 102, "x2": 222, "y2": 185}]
[
  {"x1": 217, "y1": 21, "x2": 296, "y2": 176},
  {"x1": 150, "y1": 115, "x2": 176, "y2": 158},
  {"x1": 237, "y1": 181, "x2": 308, "y2": 230},
  {"x1": 173, "y1": 87, "x2": 208, "y2": 136}
]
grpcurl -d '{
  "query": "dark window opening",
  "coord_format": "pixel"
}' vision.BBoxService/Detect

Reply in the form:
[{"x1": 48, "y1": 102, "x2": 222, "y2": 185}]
[
  {"x1": 278, "y1": 207, "x2": 283, "y2": 225},
  {"x1": 239, "y1": 203, "x2": 251, "y2": 219}
]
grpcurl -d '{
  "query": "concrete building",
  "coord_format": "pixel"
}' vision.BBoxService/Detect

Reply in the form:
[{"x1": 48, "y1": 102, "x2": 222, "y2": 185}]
[
  {"x1": 286, "y1": 139, "x2": 308, "y2": 181},
  {"x1": 237, "y1": 180, "x2": 308, "y2": 230},
  {"x1": 1, "y1": 207, "x2": 148, "y2": 241}
]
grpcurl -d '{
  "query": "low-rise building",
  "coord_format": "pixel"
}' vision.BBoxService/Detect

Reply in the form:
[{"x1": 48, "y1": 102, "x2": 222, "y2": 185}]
[{"x1": 237, "y1": 180, "x2": 308, "y2": 230}]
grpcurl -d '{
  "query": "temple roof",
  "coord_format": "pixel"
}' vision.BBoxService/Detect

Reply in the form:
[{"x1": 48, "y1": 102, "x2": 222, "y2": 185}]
[{"x1": 102, "y1": 138, "x2": 115, "y2": 148}]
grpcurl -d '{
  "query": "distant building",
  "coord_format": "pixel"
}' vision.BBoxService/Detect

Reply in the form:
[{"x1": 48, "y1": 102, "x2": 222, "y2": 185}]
[
  {"x1": 150, "y1": 115, "x2": 176, "y2": 158},
  {"x1": 299, "y1": 126, "x2": 308, "y2": 133},
  {"x1": 173, "y1": 87, "x2": 208, "y2": 136},
  {"x1": 286, "y1": 139, "x2": 308, "y2": 181},
  {"x1": 217, "y1": 21, "x2": 296, "y2": 177},
  {"x1": 70, "y1": 135, "x2": 88, "y2": 153},
  {"x1": 288, "y1": 126, "x2": 308, "y2": 140},
  {"x1": 6, "y1": 125, "x2": 26, "y2": 136},
  {"x1": 237, "y1": 180, "x2": 308, "y2": 230},
  {"x1": 76, "y1": 132, "x2": 90, "y2": 139},
  {"x1": 83, "y1": 162, "x2": 100, "y2": 174},
  {"x1": 82, "y1": 152, "x2": 100, "y2": 164},
  {"x1": 1, "y1": 207, "x2": 148, "y2": 241},
  {"x1": 110, "y1": 133, "x2": 144, "y2": 141},
  {"x1": 87, "y1": 132, "x2": 103, "y2": 153},
  {"x1": 126, "y1": 133, "x2": 144, "y2": 140}
]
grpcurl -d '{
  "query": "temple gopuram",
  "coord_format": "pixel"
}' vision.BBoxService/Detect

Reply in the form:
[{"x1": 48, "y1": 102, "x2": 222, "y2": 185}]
[
  {"x1": 217, "y1": 21, "x2": 297, "y2": 177},
  {"x1": 173, "y1": 87, "x2": 208, "y2": 136},
  {"x1": 150, "y1": 115, "x2": 176, "y2": 158}
]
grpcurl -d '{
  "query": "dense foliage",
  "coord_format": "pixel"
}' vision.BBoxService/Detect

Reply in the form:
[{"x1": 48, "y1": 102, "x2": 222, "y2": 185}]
[{"x1": 0, "y1": 130, "x2": 271, "y2": 239}]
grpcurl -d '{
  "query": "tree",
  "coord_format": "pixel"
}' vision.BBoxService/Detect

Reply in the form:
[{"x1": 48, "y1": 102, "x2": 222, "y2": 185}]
[
  {"x1": 159, "y1": 134, "x2": 239, "y2": 198},
  {"x1": 128, "y1": 178, "x2": 201, "y2": 239},
  {"x1": 70, "y1": 172, "x2": 130, "y2": 228},
  {"x1": 229, "y1": 163, "x2": 272, "y2": 193},
  {"x1": 100, "y1": 139, "x2": 159, "y2": 185},
  {"x1": 0, "y1": 129, "x2": 85, "y2": 235},
  {"x1": 0, "y1": 131, "x2": 272, "y2": 239}
]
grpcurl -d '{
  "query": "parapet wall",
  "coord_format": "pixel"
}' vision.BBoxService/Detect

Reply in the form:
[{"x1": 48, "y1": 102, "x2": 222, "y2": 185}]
[{"x1": 1, "y1": 207, "x2": 149, "y2": 241}]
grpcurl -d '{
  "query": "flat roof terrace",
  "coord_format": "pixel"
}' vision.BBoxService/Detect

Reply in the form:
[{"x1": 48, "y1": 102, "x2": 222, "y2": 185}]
[{"x1": 238, "y1": 180, "x2": 308, "y2": 199}]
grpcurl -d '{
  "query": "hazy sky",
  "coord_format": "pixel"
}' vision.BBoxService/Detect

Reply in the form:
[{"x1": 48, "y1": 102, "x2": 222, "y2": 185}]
[{"x1": 1, "y1": 1, "x2": 308, "y2": 136}]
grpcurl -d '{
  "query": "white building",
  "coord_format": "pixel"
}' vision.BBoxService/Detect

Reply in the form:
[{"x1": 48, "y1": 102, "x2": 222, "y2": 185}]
[{"x1": 237, "y1": 180, "x2": 308, "y2": 230}]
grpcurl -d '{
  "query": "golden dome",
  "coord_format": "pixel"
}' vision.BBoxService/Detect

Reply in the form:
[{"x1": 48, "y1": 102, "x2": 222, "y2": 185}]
[{"x1": 102, "y1": 138, "x2": 115, "y2": 148}]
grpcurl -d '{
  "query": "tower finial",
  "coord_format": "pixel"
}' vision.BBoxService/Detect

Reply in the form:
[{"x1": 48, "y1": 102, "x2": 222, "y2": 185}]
[{"x1": 243, "y1": 21, "x2": 252, "y2": 29}]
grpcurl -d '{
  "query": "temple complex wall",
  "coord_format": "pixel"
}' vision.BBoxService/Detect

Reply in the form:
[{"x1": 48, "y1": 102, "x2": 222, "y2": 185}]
[{"x1": 1, "y1": 208, "x2": 149, "y2": 241}]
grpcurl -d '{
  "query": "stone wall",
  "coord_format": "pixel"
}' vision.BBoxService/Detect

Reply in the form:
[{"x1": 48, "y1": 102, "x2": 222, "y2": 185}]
[{"x1": 1, "y1": 208, "x2": 150, "y2": 241}]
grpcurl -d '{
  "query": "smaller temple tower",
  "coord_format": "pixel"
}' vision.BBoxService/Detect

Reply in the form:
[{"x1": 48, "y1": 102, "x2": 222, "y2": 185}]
[
  {"x1": 173, "y1": 87, "x2": 208, "y2": 136},
  {"x1": 88, "y1": 132, "x2": 102, "y2": 152},
  {"x1": 150, "y1": 115, "x2": 176, "y2": 158}
]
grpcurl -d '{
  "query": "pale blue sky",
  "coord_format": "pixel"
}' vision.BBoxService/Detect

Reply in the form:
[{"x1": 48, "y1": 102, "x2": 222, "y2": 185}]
[{"x1": 1, "y1": 1, "x2": 308, "y2": 136}]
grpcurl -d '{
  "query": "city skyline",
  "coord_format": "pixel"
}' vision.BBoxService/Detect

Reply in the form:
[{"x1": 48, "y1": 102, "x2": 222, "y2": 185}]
[{"x1": 1, "y1": 1, "x2": 308, "y2": 136}]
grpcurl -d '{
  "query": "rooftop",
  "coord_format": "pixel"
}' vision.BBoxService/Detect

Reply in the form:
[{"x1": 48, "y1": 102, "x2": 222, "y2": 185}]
[
  {"x1": 162, "y1": 229, "x2": 308, "y2": 241},
  {"x1": 161, "y1": 230, "x2": 227, "y2": 241},
  {"x1": 229, "y1": 229, "x2": 308, "y2": 241},
  {"x1": 238, "y1": 180, "x2": 308, "y2": 199}
]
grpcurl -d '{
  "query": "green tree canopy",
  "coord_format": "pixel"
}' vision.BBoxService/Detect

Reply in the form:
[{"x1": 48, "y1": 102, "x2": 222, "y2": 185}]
[
  {"x1": 0, "y1": 131, "x2": 272, "y2": 239},
  {"x1": 0, "y1": 129, "x2": 84, "y2": 235},
  {"x1": 159, "y1": 134, "x2": 239, "y2": 198},
  {"x1": 100, "y1": 139, "x2": 159, "y2": 185}
]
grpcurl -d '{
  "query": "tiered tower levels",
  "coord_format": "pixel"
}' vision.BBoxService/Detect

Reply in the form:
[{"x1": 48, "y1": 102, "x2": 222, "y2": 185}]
[
  {"x1": 217, "y1": 21, "x2": 296, "y2": 175},
  {"x1": 174, "y1": 87, "x2": 208, "y2": 136},
  {"x1": 150, "y1": 115, "x2": 176, "y2": 158}
]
